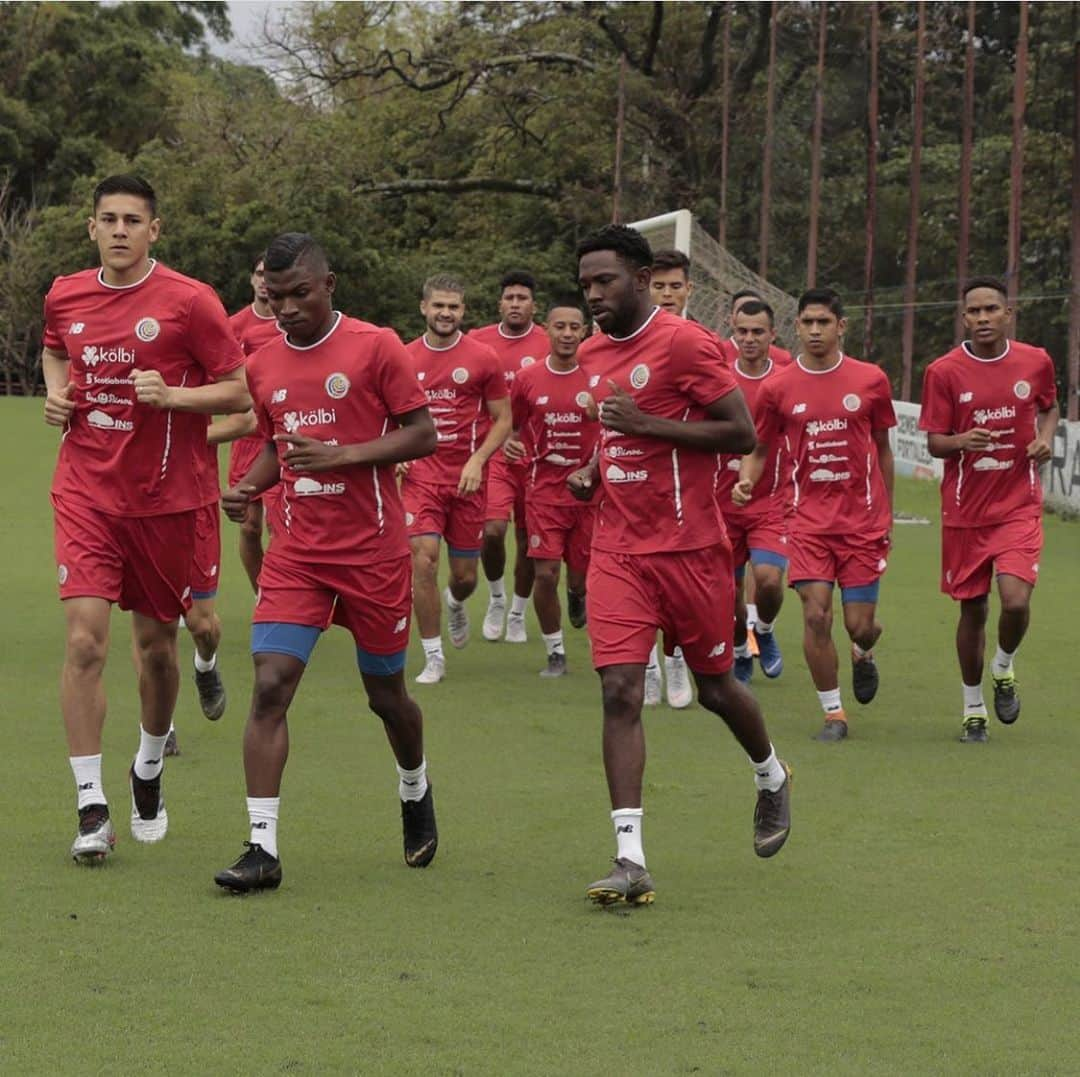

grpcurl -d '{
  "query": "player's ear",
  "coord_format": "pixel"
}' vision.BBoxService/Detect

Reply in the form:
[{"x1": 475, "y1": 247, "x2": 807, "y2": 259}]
[
  {"x1": 87, "y1": 217, "x2": 96, "y2": 241},
  {"x1": 148, "y1": 218, "x2": 161, "y2": 242},
  {"x1": 635, "y1": 266, "x2": 652, "y2": 292},
  {"x1": 325, "y1": 271, "x2": 336, "y2": 296},
  {"x1": 837, "y1": 317, "x2": 848, "y2": 336}
]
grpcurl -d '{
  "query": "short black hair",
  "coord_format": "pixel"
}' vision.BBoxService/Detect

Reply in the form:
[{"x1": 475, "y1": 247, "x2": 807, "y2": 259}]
[
  {"x1": 251, "y1": 251, "x2": 267, "y2": 272},
  {"x1": 547, "y1": 295, "x2": 587, "y2": 320},
  {"x1": 735, "y1": 299, "x2": 775, "y2": 326},
  {"x1": 576, "y1": 224, "x2": 653, "y2": 271},
  {"x1": 264, "y1": 233, "x2": 329, "y2": 274},
  {"x1": 93, "y1": 174, "x2": 157, "y2": 217},
  {"x1": 652, "y1": 249, "x2": 691, "y2": 276},
  {"x1": 962, "y1": 276, "x2": 1008, "y2": 301},
  {"x1": 500, "y1": 269, "x2": 536, "y2": 295},
  {"x1": 731, "y1": 288, "x2": 762, "y2": 308},
  {"x1": 798, "y1": 287, "x2": 844, "y2": 318}
]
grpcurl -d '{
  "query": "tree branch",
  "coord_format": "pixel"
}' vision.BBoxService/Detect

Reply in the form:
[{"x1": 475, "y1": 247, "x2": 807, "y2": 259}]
[{"x1": 353, "y1": 176, "x2": 560, "y2": 197}]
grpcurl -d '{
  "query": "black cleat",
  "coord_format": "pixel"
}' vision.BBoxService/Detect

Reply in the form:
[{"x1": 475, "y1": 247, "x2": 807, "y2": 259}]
[
  {"x1": 754, "y1": 761, "x2": 792, "y2": 858},
  {"x1": 960, "y1": 715, "x2": 989, "y2": 743},
  {"x1": 214, "y1": 842, "x2": 282, "y2": 893},
  {"x1": 401, "y1": 786, "x2": 438, "y2": 867},
  {"x1": 163, "y1": 729, "x2": 181, "y2": 757},
  {"x1": 539, "y1": 652, "x2": 567, "y2": 678},
  {"x1": 586, "y1": 858, "x2": 655, "y2": 905},
  {"x1": 814, "y1": 717, "x2": 848, "y2": 742},
  {"x1": 195, "y1": 662, "x2": 226, "y2": 721},
  {"x1": 852, "y1": 651, "x2": 879, "y2": 704},
  {"x1": 567, "y1": 590, "x2": 587, "y2": 629},
  {"x1": 129, "y1": 764, "x2": 168, "y2": 842},
  {"x1": 991, "y1": 672, "x2": 1020, "y2": 725}
]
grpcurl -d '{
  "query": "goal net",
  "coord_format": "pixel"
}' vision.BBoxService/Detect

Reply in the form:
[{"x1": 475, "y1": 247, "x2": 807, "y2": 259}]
[{"x1": 628, "y1": 210, "x2": 798, "y2": 352}]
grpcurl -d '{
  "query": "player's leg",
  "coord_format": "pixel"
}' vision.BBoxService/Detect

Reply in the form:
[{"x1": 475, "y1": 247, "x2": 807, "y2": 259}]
[
  {"x1": 750, "y1": 546, "x2": 787, "y2": 679},
  {"x1": 410, "y1": 534, "x2": 446, "y2": 683},
  {"x1": 565, "y1": 506, "x2": 591, "y2": 630},
  {"x1": 532, "y1": 558, "x2": 566, "y2": 677},
  {"x1": 507, "y1": 520, "x2": 535, "y2": 643},
  {"x1": 481, "y1": 517, "x2": 509, "y2": 639},
  {"x1": 732, "y1": 565, "x2": 754, "y2": 684},
  {"x1": 795, "y1": 580, "x2": 848, "y2": 739},
  {"x1": 990, "y1": 573, "x2": 1034, "y2": 725},
  {"x1": 528, "y1": 502, "x2": 572, "y2": 675},
  {"x1": 237, "y1": 499, "x2": 265, "y2": 594},
  {"x1": 840, "y1": 589, "x2": 882, "y2": 706},
  {"x1": 185, "y1": 596, "x2": 225, "y2": 719},
  {"x1": 443, "y1": 491, "x2": 485, "y2": 651}
]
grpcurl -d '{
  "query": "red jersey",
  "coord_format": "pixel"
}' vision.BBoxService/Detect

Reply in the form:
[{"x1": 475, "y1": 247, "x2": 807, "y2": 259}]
[
  {"x1": 248, "y1": 313, "x2": 427, "y2": 565},
  {"x1": 918, "y1": 340, "x2": 1057, "y2": 528},
  {"x1": 719, "y1": 338, "x2": 794, "y2": 367},
  {"x1": 469, "y1": 322, "x2": 548, "y2": 387},
  {"x1": 510, "y1": 359, "x2": 600, "y2": 506},
  {"x1": 755, "y1": 355, "x2": 896, "y2": 537},
  {"x1": 578, "y1": 307, "x2": 739, "y2": 555},
  {"x1": 716, "y1": 357, "x2": 788, "y2": 526},
  {"x1": 227, "y1": 305, "x2": 283, "y2": 490},
  {"x1": 44, "y1": 261, "x2": 244, "y2": 517},
  {"x1": 404, "y1": 332, "x2": 506, "y2": 485}
]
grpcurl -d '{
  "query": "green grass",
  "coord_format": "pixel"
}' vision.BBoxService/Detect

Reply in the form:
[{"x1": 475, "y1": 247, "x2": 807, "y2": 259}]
[{"x1": 3, "y1": 396, "x2": 1079, "y2": 1076}]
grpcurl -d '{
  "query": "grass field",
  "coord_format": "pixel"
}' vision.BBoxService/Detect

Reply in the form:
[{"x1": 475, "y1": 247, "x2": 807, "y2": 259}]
[{"x1": 2, "y1": 396, "x2": 1078, "y2": 1076}]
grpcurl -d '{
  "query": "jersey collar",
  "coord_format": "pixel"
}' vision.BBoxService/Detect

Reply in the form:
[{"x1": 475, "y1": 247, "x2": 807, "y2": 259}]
[
  {"x1": 97, "y1": 259, "x2": 157, "y2": 291},
  {"x1": 609, "y1": 305, "x2": 661, "y2": 342},
  {"x1": 961, "y1": 339, "x2": 1011, "y2": 363},
  {"x1": 285, "y1": 310, "x2": 342, "y2": 351}
]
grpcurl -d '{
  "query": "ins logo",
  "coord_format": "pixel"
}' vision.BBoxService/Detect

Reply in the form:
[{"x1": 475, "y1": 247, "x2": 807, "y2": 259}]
[{"x1": 325, "y1": 372, "x2": 350, "y2": 400}]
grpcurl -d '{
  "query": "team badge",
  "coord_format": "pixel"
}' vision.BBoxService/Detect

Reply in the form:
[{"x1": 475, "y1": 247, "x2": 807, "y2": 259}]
[
  {"x1": 530, "y1": 534, "x2": 541, "y2": 548},
  {"x1": 575, "y1": 391, "x2": 592, "y2": 408},
  {"x1": 417, "y1": 371, "x2": 426, "y2": 381},
  {"x1": 452, "y1": 367, "x2": 469, "y2": 384},
  {"x1": 58, "y1": 564, "x2": 69, "y2": 585},
  {"x1": 325, "y1": 372, "x2": 350, "y2": 399},
  {"x1": 630, "y1": 364, "x2": 650, "y2": 389},
  {"x1": 134, "y1": 317, "x2": 160, "y2": 342},
  {"x1": 589, "y1": 375, "x2": 601, "y2": 388},
  {"x1": 1013, "y1": 380, "x2": 1031, "y2": 400},
  {"x1": 520, "y1": 356, "x2": 536, "y2": 367},
  {"x1": 405, "y1": 512, "x2": 415, "y2": 526},
  {"x1": 842, "y1": 393, "x2": 861, "y2": 412}
]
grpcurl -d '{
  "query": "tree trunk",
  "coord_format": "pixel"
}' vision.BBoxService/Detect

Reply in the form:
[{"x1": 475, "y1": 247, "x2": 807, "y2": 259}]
[
  {"x1": 759, "y1": 1, "x2": 778, "y2": 277},
  {"x1": 1006, "y1": 0, "x2": 1028, "y2": 309},
  {"x1": 806, "y1": 2, "x2": 827, "y2": 288},
  {"x1": 612, "y1": 52, "x2": 627, "y2": 223},
  {"x1": 718, "y1": 2, "x2": 731, "y2": 250},
  {"x1": 900, "y1": 1, "x2": 926, "y2": 402},
  {"x1": 1069, "y1": 40, "x2": 1080, "y2": 420},
  {"x1": 955, "y1": 1, "x2": 975, "y2": 344},
  {"x1": 863, "y1": 1, "x2": 879, "y2": 362}
]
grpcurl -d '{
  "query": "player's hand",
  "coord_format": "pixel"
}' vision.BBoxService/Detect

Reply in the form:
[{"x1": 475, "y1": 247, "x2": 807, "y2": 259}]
[
  {"x1": 274, "y1": 433, "x2": 345, "y2": 472},
  {"x1": 599, "y1": 380, "x2": 650, "y2": 436},
  {"x1": 222, "y1": 484, "x2": 256, "y2": 523},
  {"x1": 130, "y1": 369, "x2": 173, "y2": 409},
  {"x1": 44, "y1": 382, "x2": 76, "y2": 426},
  {"x1": 1026, "y1": 435, "x2": 1052, "y2": 465},
  {"x1": 458, "y1": 454, "x2": 484, "y2": 495},
  {"x1": 731, "y1": 478, "x2": 754, "y2": 506},
  {"x1": 503, "y1": 435, "x2": 526, "y2": 462},
  {"x1": 396, "y1": 460, "x2": 411, "y2": 479},
  {"x1": 959, "y1": 427, "x2": 993, "y2": 452},
  {"x1": 568, "y1": 464, "x2": 600, "y2": 501}
]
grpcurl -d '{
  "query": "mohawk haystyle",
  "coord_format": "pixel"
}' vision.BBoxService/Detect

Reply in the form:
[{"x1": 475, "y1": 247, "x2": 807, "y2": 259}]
[
  {"x1": 962, "y1": 276, "x2": 1008, "y2": 301},
  {"x1": 798, "y1": 287, "x2": 844, "y2": 318},
  {"x1": 93, "y1": 174, "x2": 157, "y2": 217},
  {"x1": 264, "y1": 233, "x2": 329, "y2": 274},
  {"x1": 576, "y1": 224, "x2": 653, "y2": 270}
]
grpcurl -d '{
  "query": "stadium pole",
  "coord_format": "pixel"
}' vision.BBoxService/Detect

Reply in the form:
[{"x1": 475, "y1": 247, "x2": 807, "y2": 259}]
[
  {"x1": 1006, "y1": 0, "x2": 1028, "y2": 310},
  {"x1": 806, "y1": 2, "x2": 827, "y2": 288},
  {"x1": 955, "y1": 1, "x2": 975, "y2": 344},
  {"x1": 863, "y1": 1, "x2": 879, "y2": 362},
  {"x1": 900, "y1": 0, "x2": 926, "y2": 402},
  {"x1": 1069, "y1": 40, "x2": 1080, "y2": 421},
  {"x1": 759, "y1": 1, "x2": 778, "y2": 278},
  {"x1": 718, "y1": 2, "x2": 731, "y2": 251},
  {"x1": 612, "y1": 52, "x2": 627, "y2": 224}
]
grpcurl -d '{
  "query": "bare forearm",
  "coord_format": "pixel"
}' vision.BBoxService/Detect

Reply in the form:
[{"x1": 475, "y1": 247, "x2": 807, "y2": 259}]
[
  {"x1": 738, "y1": 445, "x2": 767, "y2": 486},
  {"x1": 639, "y1": 414, "x2": 755, "y2": 454},
  {"x1": 208, "y1": 411, "x2": 257, "y2": 445},
  {"x1": 42, "y1": 350, "x2": 70, "y2": 394},
  {"x1": 879, "y1": 447, "x2": 895, "y2": 511},
  {"x1": 1037, "y1": 406, "x2": 1060, "y2": 443},
  {"x1": 927, "y1": 432, "x2": 967, "y2": 458},
  {"x1": 239, "y1": 443, "x2": 281, "y2": 495},
  {"x1": 473, "y1": 413, "x2": 512, "y2": 464},
  {"x1": 167, "y1": 378, "x2": 251, "y2": 415},
  {"x1": 342, "y1": 424, "x2": 437, "y2": 468}
]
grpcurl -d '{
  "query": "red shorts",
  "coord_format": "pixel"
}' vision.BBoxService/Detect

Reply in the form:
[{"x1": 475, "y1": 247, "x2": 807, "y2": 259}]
[
  {"x1": 52, "y1": 494, "x2": 194, "y2": 622},
  {"x1": 587, "y1": 543, "x2": 735, "y2": 674},
  {"x1": 525, "y1": 501, "x2": 595, "y2": 573},
  {"x1": 485, "y1": 456, "x2": 527, "y2": 527},
  {"x1": 401, "y1": 477, "x2": 485, "y2": 555},
  {"x1": 725, "y1": 513, "x2": 789, "y2": 571},
  {"x1": 254, "y1": 553, "x2": 412, "y2": 655},
  {"x1": 942, "y1": 517, "x2": 1043, "y2": 600},
  {"x1": 191, "y1": 502, "x2": 221, "y2": 599},
  {"x1": 788, "y1": 531, "x2": 890, "y2": 589}
]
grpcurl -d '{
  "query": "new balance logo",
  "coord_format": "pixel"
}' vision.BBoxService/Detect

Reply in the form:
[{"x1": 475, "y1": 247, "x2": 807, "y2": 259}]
[
  {"x1": 271, "y1": 389, "x2": 287, "y2": 404},
  {"x1": 616, "y1": 824, "x2": 635, "y2": 834},
  {"x1": 69, "y1": 322, "x2": 85, "y2": 335},
  {"x1": 393, "y1": 617, "x2": 408, "y2": 633},
  {"x1": 708, "y1": 642, "x2": 727, "y2": 657},
  {"x1": 959, "y1": 391, "x2": 973, "y2": 403},
  {"x1": 792, "y1": 402, "x2": 807, "y2": 414}
]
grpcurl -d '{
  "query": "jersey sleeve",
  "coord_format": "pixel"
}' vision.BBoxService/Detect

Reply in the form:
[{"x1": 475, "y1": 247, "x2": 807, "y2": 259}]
[
  {"x1": 917, "y1": 362, "x2": 953, "y2": 433},
  {"x1": 869, "y1": 367, "x2": 897, "y2": 431},
  {"x1": 670, "y1": 323, "x2": 738, "y2": 407},
  {"x1": 754, "y1": 380, "x2": 783, "y2": 446},
  {"x1": 480, "y1": 345, "x2": 509, "y2": 401},
  {"x1": 187, "y1": 287, "x2": 246, "y2": 378},
  {"x1": 510, "y1": 372, "x2": 530, "y2": 429},
  {"x1": 374, "y1": 330, "x2": 430, "y2": 417},
  {"x1": 42, "y1": 282, "x2": 65, "y2": 352},
  {"x1": 1034, "y1": 349, "x2": 1058, "y2": 410}
]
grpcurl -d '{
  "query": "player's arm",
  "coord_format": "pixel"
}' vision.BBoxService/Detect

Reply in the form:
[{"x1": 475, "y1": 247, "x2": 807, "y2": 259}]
[
  {"x1": 222, "y1": 440, "x2": 281, "y2": 523},
  {"x1": 208, "y1": 411, "x2": 257, "y2": 445},
  {"x1": 873, "y1": 426, "x2": 894, "y2": 514},
  {"x1": 459, "y1": 395, "x2": 512, "y2": 494},
  {"x1": 567, "y1": 443, "x2": 601, "y2": 502},
  {"x1": 275, "y1": 405, "x2": 437, "y2": 473},
  {"x1": 130, "y1": 363, "x2": 251, "y2": 415},
  {"x1": 927, "y1": 429, "x2": 993, "y2": 457},
  {"x1": 505, "y1": 380, "x2": 528, "y2": 461},
  {"x1": 734, "y1": 443, "x2": 768, "y2": 506},
  {"x1": 1027, "y1": 403, "x2": 1059, "y2": 465},
  {"x1": 42, "y1": 346, "x2": 76, "y2": 426},
  {"x1": 600, "y1": 381, "x2": 755, "y2": 454}
]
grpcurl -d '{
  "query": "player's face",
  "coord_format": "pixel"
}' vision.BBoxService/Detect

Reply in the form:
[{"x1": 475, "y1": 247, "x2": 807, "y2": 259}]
[
  {"x1": 88, "y1": 194, "x2": 160, "y2": 276},
  {"x1": 421, "y1": 290, "x2": 465, "y2": 339},
  {"x1": 263, "y1": 260, "x2": 336, "y2": 345},
  {"x1": 650, "y1": 269, "x2": 692, "y2": 316},
  {"x1": 733, "y1": 310, "x2": 775, "y2": 363},
  {"x1": 251, "y1": 260, "x2": 269, "y2": 303},
  {"x1": 796, "y1": 304, "x2": 846, "y2": 358},
  {"x1": 546, "y1": 307, "x2": 586, "y2": 360},
  {"x1": 963, "y1": 288, "x2": 1012, "y2": 348},
  {"x1": 729, "y1": 295, "x2": 758, "y2": 329},
  {"x1": 499, "y1": 286, "x2": 535, "y2": 331},
  {"x1": 578, "y1": 251, "x2": 649, "y2": 335}
]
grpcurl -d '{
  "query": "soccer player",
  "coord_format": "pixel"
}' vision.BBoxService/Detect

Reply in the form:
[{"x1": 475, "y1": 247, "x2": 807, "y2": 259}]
[
  {"x1": 918, "y1": 277, "x2": 1058, "y2": 743},
  {"x1": 738, "y1": 288, "x2": 895, "y2": 742},
  {"x1": 213, "y1": 233, "x2": 439, "y2": 893},
  {"x1": 718, "y1": 289, "x2": 794, "y2": 369},
  {"x1": 470, "y1": 271, "x2": 549, "y2": 643},
  {"x1": 225, "y1": 254, "x2": 282, "y2": 593},
  {"x1": 723, "y1": 300, "x2": 789, "y2": 684},
  {"x1": 571, "y1": 225, "x2": 791, "y2": 906},
  {"x1": 506, "y1": 298, "x2": 597, "y2": 677},
  {"x1": 401, "y1": 275, "x2": 511, "y2": 684},
  {"x1": 42, "y1": 174, "x2": 250, "y2": 863}
]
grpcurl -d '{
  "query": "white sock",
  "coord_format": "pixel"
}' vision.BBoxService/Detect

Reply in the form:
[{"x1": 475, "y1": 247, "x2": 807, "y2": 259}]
[
  {"x1": 488, "y1": 578, "x2": 505, "y2": 601},
  {"x1": 397, "y1": 758, "x2": 429, "y2": 802},
  {"x1": 421, "y1": 636, "x2": 443, "y2": 660},
  {"x1": 510, "y1": 594, "x2": 528, "y2": 618},
  {"x1": 817, "y1": 689, "x2": 843, "y2": 716},
  {"x1": 612, "y1": 808, "x2": 645, "y2": 867},
  {"x1": 734, "y1": 641, "x2": 752, "y2": 660},
  {"x1": 963, "y1": 682, "x2": 987, "y2": 717},
  {"x1": 756, "y1": 619, "x2": 775, "y2": 635},
  {"x1": 70, "y1": 754, "x2": 105, "y2": 810},
  {"x1": 852, "y1": 641, "x2": 870, "y2": 659},
  {"x1": 647, "y1": 644, "x2": 660, "y2": 671},
  {"x1": 991, "y1": 646, "x2": 1015, "y2": 676},
  {"x1": 194, "y1": 650, "x2": 217, "y2": 673},
  {"x1": 133, "y1": 725, "x2": 170, "y2": 781},
  {"x1": 248, "y1": 796, "x2": 280, "y2": 858},
  {"x1": 444, "y1": 587, "x2": 463, "y2": 611},
  {"x1": 750, "y1": 745, "x2": 787, "y2": 792},
  {"x1": 542, "y1": 630, "x2": 564, "y2": 657},
  {"x1": 671, "y1": 646, "x2": 684, "y2": 662},
  {"x1": 663, "y1": 653, "x2": 682, "y2": 673},
  {"x1": 747, "y1": 603, "x2": 759, "y2": 628}
]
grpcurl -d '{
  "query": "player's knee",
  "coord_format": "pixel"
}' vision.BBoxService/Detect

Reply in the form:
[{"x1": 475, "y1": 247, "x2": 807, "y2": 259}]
[
  {"x1": 65, "y1": 625, "x2": 108, "y2": 674},
  {"x1": 367, "y1": 682, "x2": 410, "y2": 724},
  {"x1": 411, "y1": 548, "x2": 438, "y2": 582},
  {"x1": 998, "y1": 591, "x2": 1030, "y2": 618},
  {"x1": 484, "y1": 520, "x2": 507, "y2": 543},
  {"x1": 251, "y1": 665, "x2": 294, "y2": 717},
  {"x1": 137, "y1": 639, "x2": 177, "y2": 679},
  {"x1": 184, "y1": 606, "x2": 213, "y2": 638},
  {"x1": 450, "y1": 563, "x2": 477, "y2": 592},
  {"x1": 601, "y1": 671, "x2": 644, "y2": 719},
  {"x1": 533, "y1": 561, "x2": 559, "y2": 589},
  {"x1": 803, "y1": 605, "x2": 832, "y2": 636}
]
